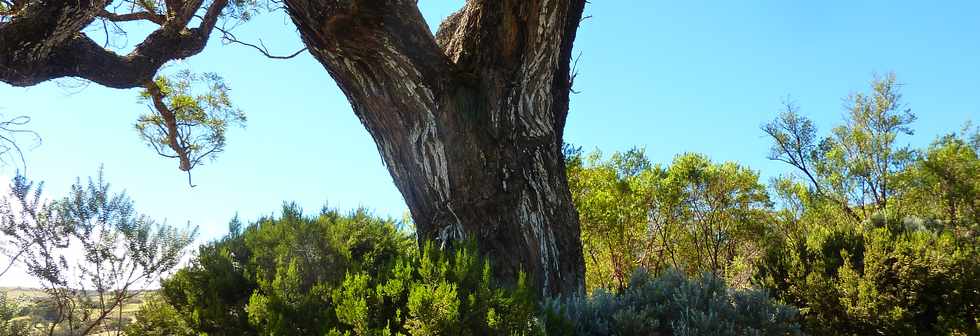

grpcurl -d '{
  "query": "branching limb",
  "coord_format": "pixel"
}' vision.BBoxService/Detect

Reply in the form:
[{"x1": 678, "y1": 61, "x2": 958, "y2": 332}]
[
  {"x1": 98, "y1": 9, "x2": 165, "y2": 25},
  {"x1": 138, "y1": 71, "x2": 243, "y2": 187},
  {"x1": 214, "y1": 25, "x2": 306, "y2": 59},
  {"x1": 0, "y1": 0, "x2": 230, "y2": 88},
  {"x1": 144, "y1": 80, "x2": 194, "y2": 175}
]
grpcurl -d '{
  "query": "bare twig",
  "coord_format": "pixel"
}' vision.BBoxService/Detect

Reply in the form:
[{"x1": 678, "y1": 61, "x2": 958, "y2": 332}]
[
  {"x1": 569, "y1": 51, "x2": 583, "y2": 94},
  {"x1": 214, "y1": 25, "x2": 307, "y2": 60},
  {"x1": 0, "y1": 114, "x2": 40, "y2": 173}
]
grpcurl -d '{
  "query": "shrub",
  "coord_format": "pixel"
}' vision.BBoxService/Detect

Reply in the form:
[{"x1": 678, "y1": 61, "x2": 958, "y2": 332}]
[
  {"x1": 0, "y1": 292, "x2": 29, "y2": 336},
  {"x1": 330, "y1": 242, "x2": 539, "y2": 335},
  {"x1": 163, "y1": 204, "x2": 538, "y2": 335},
  {"x1": 124, "y1": 294, "x2": 195, "y2": 336},
  {"x1": 541, "y1": 268, "x2": 800, "y2": 336},
  {"x1": 757, "y1": 216, "x2": 980, "y2": 335}
]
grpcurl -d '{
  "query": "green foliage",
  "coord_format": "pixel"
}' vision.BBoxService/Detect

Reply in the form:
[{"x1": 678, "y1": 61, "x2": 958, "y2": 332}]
[
  {"x1": 897, "y1": 124, "x2": 980, "y2": 234},
  {"x1": 541, "y1": 269, "x2": 800, "y2": 336},
  {"x1": 123, "y1": 294, "x2": 195, "y2": 336},
  {"x1": 137, "y1": 70, "x2": 245, "y2": 174},
  {"x1": 567, "y1": 147, "x2": 656, "y2": 291},
  {"x1": 568, "y1": 148, "x2": 772, "y2": 290},
  {"x1": 333, "y1": 242, "x2": 539, "y2": 335},
  {"x1": 765, "y1": 73, "x2": 917, "y2": 222},
  {"x1": 759, "y1": 73, "x2": 980, "y2": 335},
  {"x1": 163, "y1": 204, "x2": 538, "y2": 336},
  {"x1": 757, "y1": 218, "x2": 980, "y2": 335},
  {"x1": 161, "y1": 217, "x2": 256, "y2": 335},
  {"x1": 0, "y1": 292, "x2": 29, "y2": 336},
  {"x1": 819, "y1": 73, "x2": 916, "y2": 214}
]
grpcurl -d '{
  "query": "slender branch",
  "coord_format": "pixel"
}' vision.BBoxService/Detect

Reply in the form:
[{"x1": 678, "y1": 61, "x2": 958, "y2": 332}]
[
  {"x1": 197, "y1": 0, "x2": 227, "y2": 34},
  {"x1": 0, "y1": 249, "x2": 25, "y2": 278},
  {"x1": 215, "y1": 25, "x2": 307, "y2": 59}
]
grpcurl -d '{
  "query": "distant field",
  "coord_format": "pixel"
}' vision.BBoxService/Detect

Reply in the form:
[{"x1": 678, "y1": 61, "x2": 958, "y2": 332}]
[
  {"x1": 1, "y1": 287, "x2": 156, "y2": 335},
  {"x1": 1, "y1": 287, "x2": 47, "y2": 301}
]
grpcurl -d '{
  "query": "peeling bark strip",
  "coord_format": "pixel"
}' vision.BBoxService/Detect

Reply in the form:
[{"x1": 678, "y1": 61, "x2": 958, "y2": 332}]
[{"x1": 283, "y1": 0, "x2": 587, "y2": 296}]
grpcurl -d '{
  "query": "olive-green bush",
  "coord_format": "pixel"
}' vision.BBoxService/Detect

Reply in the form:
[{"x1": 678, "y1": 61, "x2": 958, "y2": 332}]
[{"x1": 757, "y1": 215, "x2": 980, "y2": 335}]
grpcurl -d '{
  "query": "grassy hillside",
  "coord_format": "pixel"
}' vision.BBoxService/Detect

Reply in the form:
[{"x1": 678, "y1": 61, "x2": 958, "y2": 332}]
[{"x1": 1, "y1": 288, "x2": 154, "y2": 336}]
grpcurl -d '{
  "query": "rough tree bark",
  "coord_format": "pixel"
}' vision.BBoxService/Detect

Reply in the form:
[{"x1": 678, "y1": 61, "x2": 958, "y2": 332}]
[
  {"x1": 282, "y1": 0, "x2": 587, "y2": 296},
  {"x1": 0, "y1": 0, "x2": 226, "y2": 88},
  {"x1": 0, "y1": 0, "x2": 588, "y2": 296}
]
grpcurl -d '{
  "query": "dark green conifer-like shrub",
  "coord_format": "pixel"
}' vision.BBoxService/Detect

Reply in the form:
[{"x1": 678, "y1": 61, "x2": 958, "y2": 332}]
[{"x1": 161, "y1": 204, "x2": 539, "y2": 336}]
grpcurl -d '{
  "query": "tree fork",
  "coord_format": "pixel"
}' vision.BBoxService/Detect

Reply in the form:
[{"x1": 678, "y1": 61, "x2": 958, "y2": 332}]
[
  {"x1": 0, "y1": 0, "x2": 227, "y2": 88},
  {"x1": 0, "y1": 0, "x2": 589, "y2": 296},
  {"x1": 283, "y1": 0, "x2": 587, "y2": 296}
]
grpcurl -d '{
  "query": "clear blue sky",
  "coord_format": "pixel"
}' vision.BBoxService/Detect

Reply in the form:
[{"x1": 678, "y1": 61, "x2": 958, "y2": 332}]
[{"x1": 1, "y1": 1, "x2": 978, "y2": 244}]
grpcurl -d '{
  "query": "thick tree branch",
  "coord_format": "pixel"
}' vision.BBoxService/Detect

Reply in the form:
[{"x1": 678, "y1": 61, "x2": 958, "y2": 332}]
[
  {"x1": 0, "y1": 0, "x2": 228, "y2": 88},
  {"x1": 434, "y1": 0, "x2": 586, "y2": 139},
  {"x1": 98, "y1": 9, "x2": 165, "y2": 25},
  {"x1": 285, "y1": 0, "x2": 452, "y2": 90}
]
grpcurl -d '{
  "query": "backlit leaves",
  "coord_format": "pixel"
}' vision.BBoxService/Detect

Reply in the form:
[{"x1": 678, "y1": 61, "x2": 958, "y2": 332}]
[{"x1": 137, "y1": 70, "x2": 245, "y2": 185}]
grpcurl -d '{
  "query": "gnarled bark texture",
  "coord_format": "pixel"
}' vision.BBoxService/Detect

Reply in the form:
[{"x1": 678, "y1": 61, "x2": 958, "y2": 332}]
[
  {"x1": 283, "y1": 0, "x2": 586, "y2": 296},
  {"x1": 0, "y1": 0, "x2": 225, "y2": 88},
  {"x1": 0, "y1": 0, "x2": 587, "y2": 296}
]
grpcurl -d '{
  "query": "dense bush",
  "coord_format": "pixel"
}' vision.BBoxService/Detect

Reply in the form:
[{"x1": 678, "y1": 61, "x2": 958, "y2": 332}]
[
  {"x1": 157, "y1": 203, "x2": 802, "y2": 336},
  {"x1": 757, "y1": 215, "x2": 980, "y2": 335},
  {"x1": 124, "y1": 294, "x2": 195, "y2": 336},
  {"x1": 566, "y1": 148, "x2": 773, "y2": 291},
  {"x1": 328, "y1": 242, "x2": 539, "y2": 335},
  {"x1": 0, "y1": 292, "x2": 30, "y2": 336},
  {"x1": 541, "y1": 269, "x2": 800, "y2": 336},
  {"x1": 751, "y1": 75, "x2": 980, "y2": 335},
  {"x1": 161, "y1": 204, "x2": 539, "y2": 335}
]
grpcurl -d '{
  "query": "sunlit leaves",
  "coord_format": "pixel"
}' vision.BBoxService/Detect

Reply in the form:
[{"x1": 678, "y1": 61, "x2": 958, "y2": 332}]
[
  {"x1": 568, "y1": 148, "x2": 773, "y2": 291},
  {"x1": 163, "y1": 206, "x2": 538, "y2": 335},
  {"x1": 897, "y1": 125, "x2": 980, "y2": 232},
  {"x1": 765, "y1": 73, "x2": 918, "y2": 222},
  {"x1": 137, "y1": 70, "x2": 245, "y2": 182}
]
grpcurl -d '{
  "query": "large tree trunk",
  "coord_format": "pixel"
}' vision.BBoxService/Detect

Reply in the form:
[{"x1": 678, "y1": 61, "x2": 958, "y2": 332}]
[
  {"x1": 0, "y1": 0, "x2": 588, "y2": 296},
  {"x1": 283, "y1": 0, "x2": 586, "y2": 296}
]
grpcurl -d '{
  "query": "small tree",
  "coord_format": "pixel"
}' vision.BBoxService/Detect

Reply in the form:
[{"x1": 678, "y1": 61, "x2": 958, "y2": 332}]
[
  {"x1": 763, "y1": 73, "x2": 916, "y2": 222},
  {"x1": 898, "y1": 125, "x2": 980, "y2": 233},
  {"x1": 650, "y1": 154, "x2": 771, "y2": 284},
  {"x1": 566, "y1": 148, "x2": 656, "y2": 291},
  {"x1": 0, "y1": 291, "x2": 30, "y2": 336},
  {"x1": 0, "y1": 170, "x2": 197, "y2": 335},
  {"x1": 567, "y1": 150, "x2": 772, "y2": 290}
]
